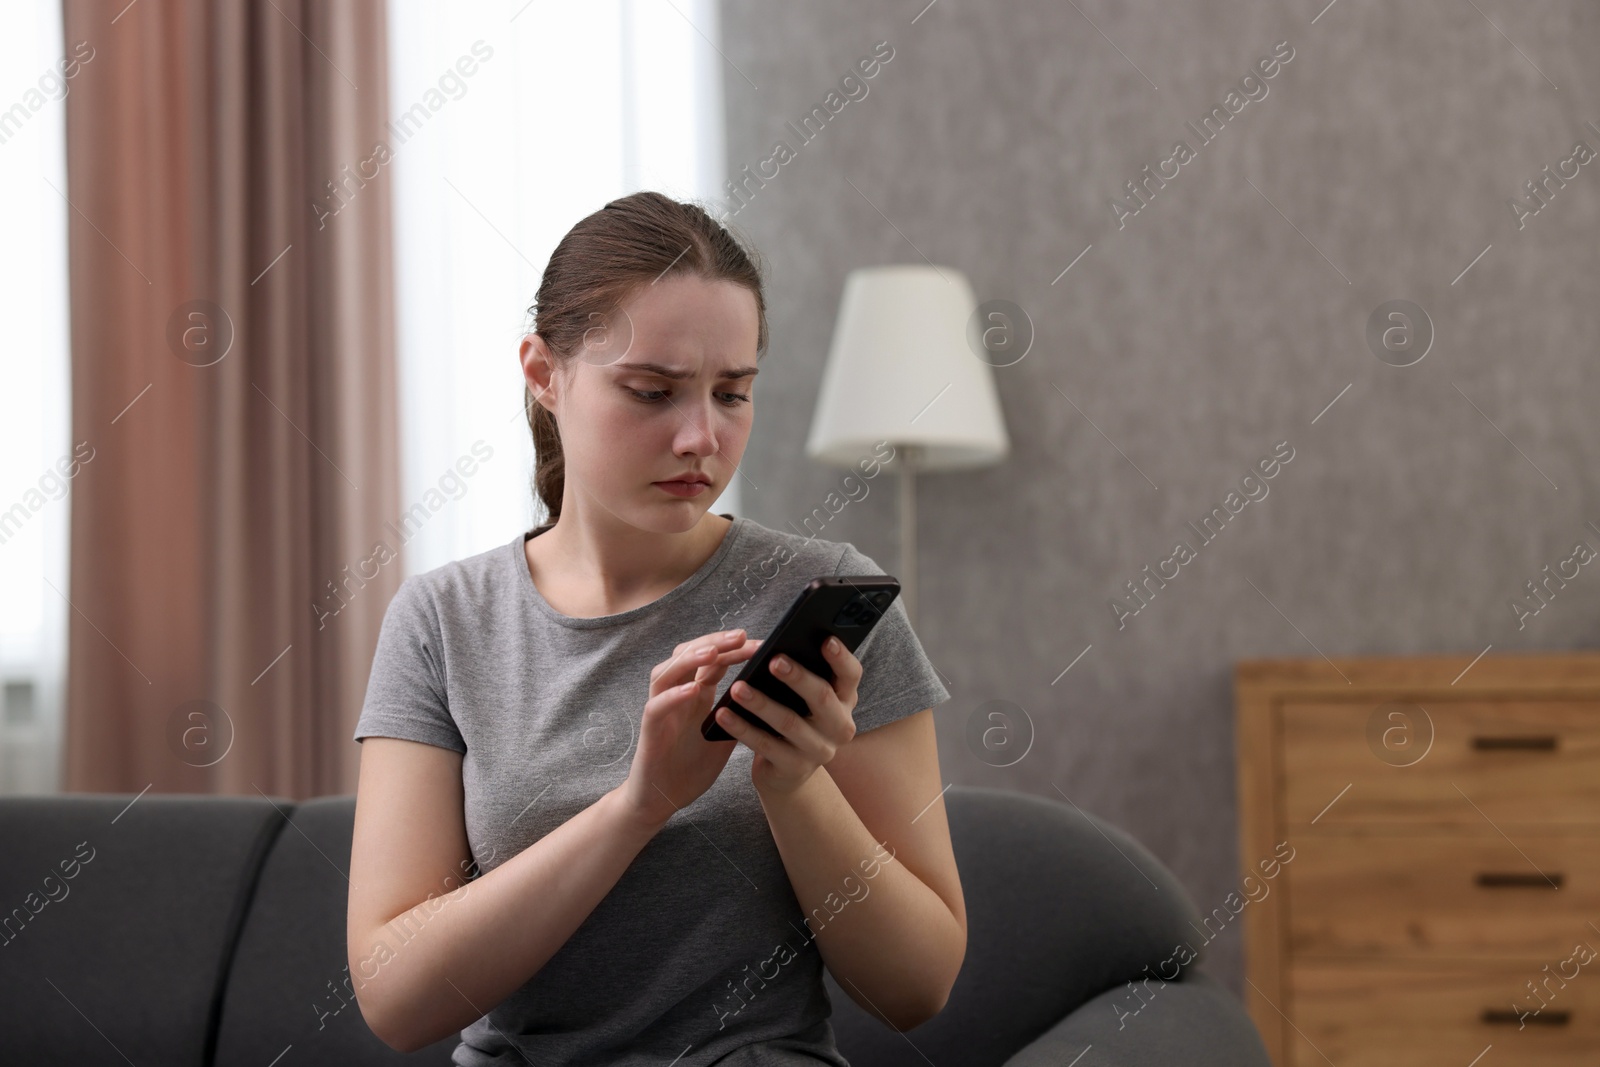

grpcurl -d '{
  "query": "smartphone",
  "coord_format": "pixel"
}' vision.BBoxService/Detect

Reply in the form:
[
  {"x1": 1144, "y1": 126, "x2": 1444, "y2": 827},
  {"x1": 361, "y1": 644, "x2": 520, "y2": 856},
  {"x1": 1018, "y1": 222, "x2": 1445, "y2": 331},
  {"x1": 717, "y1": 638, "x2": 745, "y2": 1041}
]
[{"x1": 701, "y1": 575, "x2": 901, "y2": 742}]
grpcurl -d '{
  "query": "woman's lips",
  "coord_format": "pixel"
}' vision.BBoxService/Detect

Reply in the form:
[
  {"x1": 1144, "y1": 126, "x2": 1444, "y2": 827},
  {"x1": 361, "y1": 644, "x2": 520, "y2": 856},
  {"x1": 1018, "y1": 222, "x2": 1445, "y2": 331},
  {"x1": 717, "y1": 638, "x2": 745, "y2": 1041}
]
[{"x1": 654, "y1": 480, "x2": 708, "y2": 497}]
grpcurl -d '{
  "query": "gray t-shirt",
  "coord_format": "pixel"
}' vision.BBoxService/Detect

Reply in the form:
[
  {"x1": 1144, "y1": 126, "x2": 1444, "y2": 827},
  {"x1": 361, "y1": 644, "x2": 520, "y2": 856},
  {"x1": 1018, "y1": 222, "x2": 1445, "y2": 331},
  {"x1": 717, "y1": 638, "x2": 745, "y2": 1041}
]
[{"x1": 353, "y1": 513, "x2": 951, "y2": 1066}]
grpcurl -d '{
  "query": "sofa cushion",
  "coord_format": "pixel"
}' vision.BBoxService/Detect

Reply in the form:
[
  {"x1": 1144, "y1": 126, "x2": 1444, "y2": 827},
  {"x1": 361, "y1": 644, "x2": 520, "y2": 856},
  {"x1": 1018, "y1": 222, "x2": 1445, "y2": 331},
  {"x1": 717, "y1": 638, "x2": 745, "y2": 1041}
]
[
  {"x1": 826, "y1": 785, "x2": 1206, "y2": 1066},
  {"x1": 1000, "y1": 971, "x2": 1272, "y2": 1066},
  {"x1": 213, "y1": 794, "x2": 458, "y2": 1065},
  {"x1": 0, "y1": 794, "x2": 283, "y2": 1066}
]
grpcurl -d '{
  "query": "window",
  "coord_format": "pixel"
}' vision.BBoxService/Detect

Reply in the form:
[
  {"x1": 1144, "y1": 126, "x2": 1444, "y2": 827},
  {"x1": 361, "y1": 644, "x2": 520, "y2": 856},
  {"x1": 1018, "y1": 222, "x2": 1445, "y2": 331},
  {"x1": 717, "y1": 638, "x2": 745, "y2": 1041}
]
[
  {"x1": 0, "y1": 2, "x2": 729, "y2": 792},
  {"x1": 0, "y1": 0, "x2": 71, "y2": 794}
]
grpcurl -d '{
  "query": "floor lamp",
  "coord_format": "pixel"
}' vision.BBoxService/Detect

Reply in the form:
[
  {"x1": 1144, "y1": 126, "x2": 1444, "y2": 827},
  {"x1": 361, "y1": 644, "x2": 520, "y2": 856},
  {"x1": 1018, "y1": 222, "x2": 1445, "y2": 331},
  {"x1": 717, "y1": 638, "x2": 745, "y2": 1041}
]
[{"x1": 804, "y1": 265, "x2": 1010, "y2": 628}]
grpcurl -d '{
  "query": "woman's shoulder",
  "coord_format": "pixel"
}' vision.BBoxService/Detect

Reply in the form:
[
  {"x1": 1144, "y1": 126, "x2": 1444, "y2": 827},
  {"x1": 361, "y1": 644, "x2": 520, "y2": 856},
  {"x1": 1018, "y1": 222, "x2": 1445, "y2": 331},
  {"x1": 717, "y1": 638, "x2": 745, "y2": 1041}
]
[
  {"x1": 390, "y1": 533, "x2": 522, "y2": 617},
  {"x1": 727, "y1": 515, "x2": 881, "y2": 577}
]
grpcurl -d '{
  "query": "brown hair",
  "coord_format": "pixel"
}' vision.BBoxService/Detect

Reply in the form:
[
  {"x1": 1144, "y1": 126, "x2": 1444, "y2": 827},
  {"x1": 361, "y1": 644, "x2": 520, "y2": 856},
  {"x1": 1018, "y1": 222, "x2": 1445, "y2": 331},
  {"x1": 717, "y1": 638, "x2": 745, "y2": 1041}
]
[{"x1": 524, "y1": 191, "x2": 768, "y2": 526}]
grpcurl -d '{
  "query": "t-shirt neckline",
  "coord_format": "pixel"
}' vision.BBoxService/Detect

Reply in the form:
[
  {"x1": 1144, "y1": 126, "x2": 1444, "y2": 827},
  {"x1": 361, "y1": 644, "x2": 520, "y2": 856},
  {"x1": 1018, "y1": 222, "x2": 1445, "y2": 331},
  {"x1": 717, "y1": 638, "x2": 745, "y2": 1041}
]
[{"x1": 512, "y1": 514, "x2": 746, "y2": 629}]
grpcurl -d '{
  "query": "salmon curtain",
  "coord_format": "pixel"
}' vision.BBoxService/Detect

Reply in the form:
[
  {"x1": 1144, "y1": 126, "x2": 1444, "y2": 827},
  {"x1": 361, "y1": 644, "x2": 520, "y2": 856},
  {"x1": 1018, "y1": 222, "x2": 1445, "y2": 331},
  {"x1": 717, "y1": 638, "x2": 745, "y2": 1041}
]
[{"x1": 61, "y1": 0, "x2": 401, "y2": 799}]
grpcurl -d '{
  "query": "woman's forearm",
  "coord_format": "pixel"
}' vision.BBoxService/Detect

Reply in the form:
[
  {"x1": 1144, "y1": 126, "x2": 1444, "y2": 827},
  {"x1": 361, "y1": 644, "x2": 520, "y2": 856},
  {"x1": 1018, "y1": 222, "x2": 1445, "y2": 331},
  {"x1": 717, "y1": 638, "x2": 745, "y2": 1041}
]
[
  {"x1": 756, "y1": 768, "x2": 965, "y2": 1031},
  {"x1": 354, "y1": 786, "x2": 665, "y2": 1052}
]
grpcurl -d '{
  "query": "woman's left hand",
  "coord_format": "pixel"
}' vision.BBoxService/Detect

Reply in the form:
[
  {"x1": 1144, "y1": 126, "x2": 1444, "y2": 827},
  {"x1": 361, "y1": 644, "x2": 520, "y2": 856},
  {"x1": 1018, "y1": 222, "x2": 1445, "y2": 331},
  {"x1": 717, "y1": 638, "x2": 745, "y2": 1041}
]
[{"x1": 713, "y1": 635, "x2": 862, "y2": 797}]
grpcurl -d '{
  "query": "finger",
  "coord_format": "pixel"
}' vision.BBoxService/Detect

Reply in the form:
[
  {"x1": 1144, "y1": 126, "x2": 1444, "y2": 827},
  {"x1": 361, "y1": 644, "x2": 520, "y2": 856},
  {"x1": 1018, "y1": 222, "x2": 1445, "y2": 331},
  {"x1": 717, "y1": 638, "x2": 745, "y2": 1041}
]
[
  {"x1": 686, "y1": 641, "x2": 760, "y2": 703},
  {"x1": 646, "y1": 676, "x2": 720, "y2": 721},
  {"x1": 651, "y1": 643, "x2": 718, "y2": 695},
  {"x1": 766, "y1": 653, "x2": 831, "y2": 710},
  {"x1": 694, "y1": 651, "x2": 738, "y2": 686},
  {"x1": 821, "y1": 636, "x2": 863, "y2": 702},
  {"x1": 671, "y1": 626, "x2": 744, "y2": 657},
  {"x1": 729, "y1": 679, "x2": 831, "y2": 758},
  {"x1": 651, "y1": 631, "x2": 746, "y2": 693},
  {"x1": 764, "y1": 654, "x2": 852, "y2": 741},
  {"x1": 753, "y1": 659, "x2": 856, "y2": 748},
  {"x1": 669, "y1": 628, "x2": 746, "y2": 663},
  {"x1": 691, "y1": 637, "x2": 761, "y2": 685},
  {"x1": 713, "y1": 704, "x2": 782, "y2": 759},
  {"x1": 709, "y1": 637, "x2": 761, "y2": 668},
  {"x1": 697, "y1": 635, "x2": 762, "y2": 681}
]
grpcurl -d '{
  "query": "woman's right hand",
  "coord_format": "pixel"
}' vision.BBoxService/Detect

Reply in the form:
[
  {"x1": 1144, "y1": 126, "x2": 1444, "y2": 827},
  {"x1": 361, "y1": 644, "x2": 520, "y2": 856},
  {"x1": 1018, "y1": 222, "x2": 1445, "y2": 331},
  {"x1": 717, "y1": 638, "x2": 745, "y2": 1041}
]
[{"x1": 617, "y1": 628, "x2": 760, "y2": 830}]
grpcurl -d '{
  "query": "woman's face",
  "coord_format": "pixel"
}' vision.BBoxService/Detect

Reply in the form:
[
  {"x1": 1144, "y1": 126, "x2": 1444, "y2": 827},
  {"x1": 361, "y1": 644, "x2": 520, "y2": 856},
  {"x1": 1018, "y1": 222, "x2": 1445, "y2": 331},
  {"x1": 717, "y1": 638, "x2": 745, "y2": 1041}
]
[{"x1": 523, "y1": 273, "x2": 761, "y2": 532}]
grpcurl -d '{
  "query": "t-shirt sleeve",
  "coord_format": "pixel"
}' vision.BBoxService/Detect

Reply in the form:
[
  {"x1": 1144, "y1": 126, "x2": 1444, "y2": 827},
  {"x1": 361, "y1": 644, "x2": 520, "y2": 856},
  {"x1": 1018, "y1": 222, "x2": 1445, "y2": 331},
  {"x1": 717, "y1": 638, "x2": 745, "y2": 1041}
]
[
  {"x1": 833, "y1": 543, "x2": 951, "y2": 735},
  {"x1": 352, "y1": 575, "x2": 467, "y2": 754}
]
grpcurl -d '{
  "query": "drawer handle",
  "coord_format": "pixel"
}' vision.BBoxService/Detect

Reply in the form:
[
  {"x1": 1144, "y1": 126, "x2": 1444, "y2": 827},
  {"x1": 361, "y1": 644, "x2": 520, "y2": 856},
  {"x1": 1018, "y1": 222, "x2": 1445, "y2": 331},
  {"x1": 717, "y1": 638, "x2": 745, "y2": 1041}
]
[
  {"x1": 1475, "y1": 871, "x2": 1565, "y2": 889},
  {"x1": 1481, "y1": 1008, "x2": 1571, "y2": 1026},
  {"x1": 1472, "y1": 734, "x2": 1558, "y2": 751}
]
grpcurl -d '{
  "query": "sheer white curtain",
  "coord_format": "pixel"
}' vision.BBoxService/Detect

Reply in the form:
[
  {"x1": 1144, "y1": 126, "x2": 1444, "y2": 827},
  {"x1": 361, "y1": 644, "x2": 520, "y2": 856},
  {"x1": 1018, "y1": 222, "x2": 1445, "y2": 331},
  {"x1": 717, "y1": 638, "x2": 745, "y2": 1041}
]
[
  {"x1": 386, "y1": 0, "x2": 729, "y2": 578},
  {"x1": 0, "y1": 0, "x2": 70, "y2": 795}
]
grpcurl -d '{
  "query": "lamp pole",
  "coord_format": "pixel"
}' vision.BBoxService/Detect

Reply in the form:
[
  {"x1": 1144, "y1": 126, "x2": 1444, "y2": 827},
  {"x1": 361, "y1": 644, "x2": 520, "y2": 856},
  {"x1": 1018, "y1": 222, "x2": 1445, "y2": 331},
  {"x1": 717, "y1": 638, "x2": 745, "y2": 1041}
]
[{"x1": 897, "y1": 444, "x2": 923, "y2": 629}]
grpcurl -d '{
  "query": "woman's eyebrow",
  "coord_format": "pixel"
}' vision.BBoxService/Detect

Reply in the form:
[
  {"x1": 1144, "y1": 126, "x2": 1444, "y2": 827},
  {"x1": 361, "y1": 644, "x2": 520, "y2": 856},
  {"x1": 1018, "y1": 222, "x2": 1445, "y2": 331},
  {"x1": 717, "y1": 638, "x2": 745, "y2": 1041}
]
[{"x1": 613, "y1": 361, "x2": 759, "y2": 381}]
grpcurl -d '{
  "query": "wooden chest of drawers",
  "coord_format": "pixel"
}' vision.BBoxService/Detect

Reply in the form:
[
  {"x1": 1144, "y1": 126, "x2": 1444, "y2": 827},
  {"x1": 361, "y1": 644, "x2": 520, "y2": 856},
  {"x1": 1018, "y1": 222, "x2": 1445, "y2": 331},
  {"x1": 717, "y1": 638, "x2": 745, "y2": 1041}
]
[{"x1": 1234, "y1": 653, "x2": 1600, "y2": 1066}]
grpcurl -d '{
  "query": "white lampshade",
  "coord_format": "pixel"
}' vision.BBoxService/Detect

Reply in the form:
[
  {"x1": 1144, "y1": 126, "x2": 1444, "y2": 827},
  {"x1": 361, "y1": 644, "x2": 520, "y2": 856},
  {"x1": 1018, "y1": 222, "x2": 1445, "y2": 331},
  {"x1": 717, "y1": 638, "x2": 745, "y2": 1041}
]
[{"x1": 805, "y1": 265, "x2": 1010, "y2": 470}]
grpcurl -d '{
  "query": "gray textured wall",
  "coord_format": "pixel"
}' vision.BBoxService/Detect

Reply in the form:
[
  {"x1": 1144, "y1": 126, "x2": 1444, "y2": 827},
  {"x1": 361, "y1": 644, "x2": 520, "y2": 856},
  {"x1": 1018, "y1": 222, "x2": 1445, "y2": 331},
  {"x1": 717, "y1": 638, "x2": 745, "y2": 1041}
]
[{"x1": 717, "y1": 0, "x2": 1600, "y2": 994}]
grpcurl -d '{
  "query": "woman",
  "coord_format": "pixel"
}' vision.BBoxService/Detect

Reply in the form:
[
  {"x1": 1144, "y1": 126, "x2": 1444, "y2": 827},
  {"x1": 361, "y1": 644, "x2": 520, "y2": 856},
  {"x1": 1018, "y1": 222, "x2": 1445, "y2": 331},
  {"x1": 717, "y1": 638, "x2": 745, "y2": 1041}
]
[{"x1": 347, "y1": 191, "x2": 966, "y2": 1065}]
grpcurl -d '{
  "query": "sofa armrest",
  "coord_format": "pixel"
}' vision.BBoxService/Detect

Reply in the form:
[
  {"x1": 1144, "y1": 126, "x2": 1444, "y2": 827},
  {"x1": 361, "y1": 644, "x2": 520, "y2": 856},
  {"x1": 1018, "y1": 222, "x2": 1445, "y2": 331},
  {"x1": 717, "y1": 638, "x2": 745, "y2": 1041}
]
[{"x1": 1001, "y1": 971, "x2": 1271, "y2": 1067}]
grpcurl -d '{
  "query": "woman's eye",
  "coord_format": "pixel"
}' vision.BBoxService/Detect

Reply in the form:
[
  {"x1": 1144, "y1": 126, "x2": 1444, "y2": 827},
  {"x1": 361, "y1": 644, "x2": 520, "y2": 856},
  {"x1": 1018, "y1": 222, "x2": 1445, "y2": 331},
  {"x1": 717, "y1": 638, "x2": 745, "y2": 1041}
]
[{"x1": 626, "y1": 388, "x2": 750, "y2": 406}]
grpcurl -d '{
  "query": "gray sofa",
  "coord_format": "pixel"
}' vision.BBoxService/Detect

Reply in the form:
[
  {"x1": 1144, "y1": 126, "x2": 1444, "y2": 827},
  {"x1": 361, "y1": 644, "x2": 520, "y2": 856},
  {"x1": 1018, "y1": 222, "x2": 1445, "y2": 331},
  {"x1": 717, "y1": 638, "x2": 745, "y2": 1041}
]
[{"x1": 0, "y1": 785, "x2": 1270, "y2": 1065}]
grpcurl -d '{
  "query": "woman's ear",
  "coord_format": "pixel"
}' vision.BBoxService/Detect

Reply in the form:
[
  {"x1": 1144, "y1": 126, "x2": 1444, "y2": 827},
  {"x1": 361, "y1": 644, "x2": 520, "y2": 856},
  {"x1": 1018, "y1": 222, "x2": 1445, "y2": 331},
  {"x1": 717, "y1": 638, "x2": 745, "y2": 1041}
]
[{"x1": 520, "y1": 333, "x2": 560, "y2": 415}]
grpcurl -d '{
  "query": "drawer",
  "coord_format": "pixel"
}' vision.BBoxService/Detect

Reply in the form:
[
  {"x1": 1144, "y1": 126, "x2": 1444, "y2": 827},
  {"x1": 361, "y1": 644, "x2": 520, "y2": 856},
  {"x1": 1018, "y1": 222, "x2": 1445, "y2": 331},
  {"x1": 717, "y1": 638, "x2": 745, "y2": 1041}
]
[
  {"x1": 1279, "y1": 700, "x2": 1600, "y2": 825},
  {"x1": 1289, "y1": 962, "x2": 1600, "y2": 1067},
  {"x1": 1287, "y1": 833, "x2": 1600, "y2": 957}
]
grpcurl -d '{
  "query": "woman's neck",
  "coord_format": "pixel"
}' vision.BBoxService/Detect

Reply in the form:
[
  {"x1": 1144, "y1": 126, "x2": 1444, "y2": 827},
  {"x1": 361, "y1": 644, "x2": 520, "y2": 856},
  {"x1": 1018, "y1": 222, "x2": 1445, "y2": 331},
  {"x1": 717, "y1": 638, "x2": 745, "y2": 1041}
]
[{"x1": 525, "y1": 511, "x2": 733, "y2": 618}]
